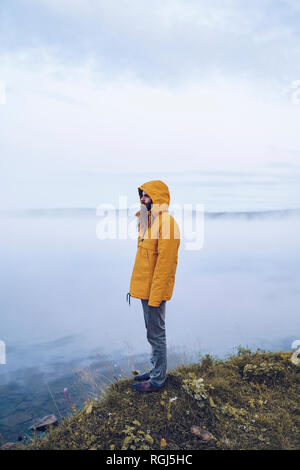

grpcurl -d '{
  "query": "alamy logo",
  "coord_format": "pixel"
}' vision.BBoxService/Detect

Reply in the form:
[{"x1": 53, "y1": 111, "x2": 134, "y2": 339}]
[
  {"x1": 0, "y1": 340, "x2": 6, "y2": 364},
  {"x1": 96, "y1": 197, "x2": 204, "y2": 251},
  {"x1": 290, "y1": 80, "x2": 300, "y2": 105},
  {"x1": 291, "y1": 340, "x2": 300, "y2": 365}
]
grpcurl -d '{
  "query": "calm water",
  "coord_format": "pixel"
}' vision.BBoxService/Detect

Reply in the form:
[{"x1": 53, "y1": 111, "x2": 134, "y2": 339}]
[{"x1": 0, "y1": 207, "x2": 300, "y2": 441}]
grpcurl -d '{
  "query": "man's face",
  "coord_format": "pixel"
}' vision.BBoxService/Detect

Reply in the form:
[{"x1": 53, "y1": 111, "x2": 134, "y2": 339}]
[{"x1": 140, "y1": 191, "x2": 152, "y2": 211}]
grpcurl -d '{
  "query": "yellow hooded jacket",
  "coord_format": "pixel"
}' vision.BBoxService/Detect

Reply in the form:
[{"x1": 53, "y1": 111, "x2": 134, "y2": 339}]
[{"x1": 129, "y1": 180, "x2": 180, "y2": 307}]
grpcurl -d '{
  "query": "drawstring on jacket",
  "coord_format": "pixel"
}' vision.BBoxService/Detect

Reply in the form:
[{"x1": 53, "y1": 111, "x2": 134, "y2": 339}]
[{"x1": 126, "y1": 292, "x2": 131, "y2": 306}]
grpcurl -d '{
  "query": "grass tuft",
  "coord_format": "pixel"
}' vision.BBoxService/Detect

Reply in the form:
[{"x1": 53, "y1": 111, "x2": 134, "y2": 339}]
[{"x1": 23, "y1": 349, "x2": 300, "y2": 450}]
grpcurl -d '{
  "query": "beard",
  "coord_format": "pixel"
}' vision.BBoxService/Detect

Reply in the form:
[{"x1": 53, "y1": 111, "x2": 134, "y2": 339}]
[{"x1": 138, "y1": 203, "x2": 150, "y2": 234}]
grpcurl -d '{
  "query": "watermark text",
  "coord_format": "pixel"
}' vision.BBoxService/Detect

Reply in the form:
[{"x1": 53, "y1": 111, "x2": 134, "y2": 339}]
[
  {"x1": 0, "y1": 81, "x2": 6, "y2": 104},
  {"x1": 291, "y1": 340, "x2": 300, "y2": 365},
  {"x1": 96, "y1": 197, "x2": 204, "y2": 251},
  {"x1": 0, "y1": 340, "x2": 6, "y2": 364}
]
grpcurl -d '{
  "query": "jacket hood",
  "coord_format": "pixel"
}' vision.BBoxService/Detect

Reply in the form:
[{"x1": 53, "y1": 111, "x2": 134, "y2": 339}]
[{"x1": 135, "y1": 180, "x2": 170, "y2": 217}]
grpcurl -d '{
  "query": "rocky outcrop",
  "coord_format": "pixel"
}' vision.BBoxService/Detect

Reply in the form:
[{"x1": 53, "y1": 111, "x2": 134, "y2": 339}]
[{"x1": 29, "y1": 414, "x2": 58, "y2": 432}]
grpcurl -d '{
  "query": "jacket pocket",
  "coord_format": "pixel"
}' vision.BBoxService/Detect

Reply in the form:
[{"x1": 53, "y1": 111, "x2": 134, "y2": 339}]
[
  {"x1": 141, "y1": 238, "x2": 158, "y2": 253},
  {"x1": 137, "y1": 246, "x2": 150, "y2": 272}
]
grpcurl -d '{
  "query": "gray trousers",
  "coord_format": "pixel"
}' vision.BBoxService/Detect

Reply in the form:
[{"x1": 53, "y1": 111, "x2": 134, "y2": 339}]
[{"x1": 141, "y1": 299, "x2": 167, "y2": 388}]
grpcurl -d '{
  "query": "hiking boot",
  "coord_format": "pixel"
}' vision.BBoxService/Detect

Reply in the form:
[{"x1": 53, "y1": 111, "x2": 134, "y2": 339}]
[
  {"x1": 133, "y1": 370, "x2": 153, "y2": 381},
  {"x1": 131, "y1": 381, "x2": 162, "y2": 393}
]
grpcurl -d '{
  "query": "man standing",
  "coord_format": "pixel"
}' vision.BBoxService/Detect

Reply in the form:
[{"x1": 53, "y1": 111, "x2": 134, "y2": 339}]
[{"x1": 127, "y1": 180, "x2": 180, "y2": 392}]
